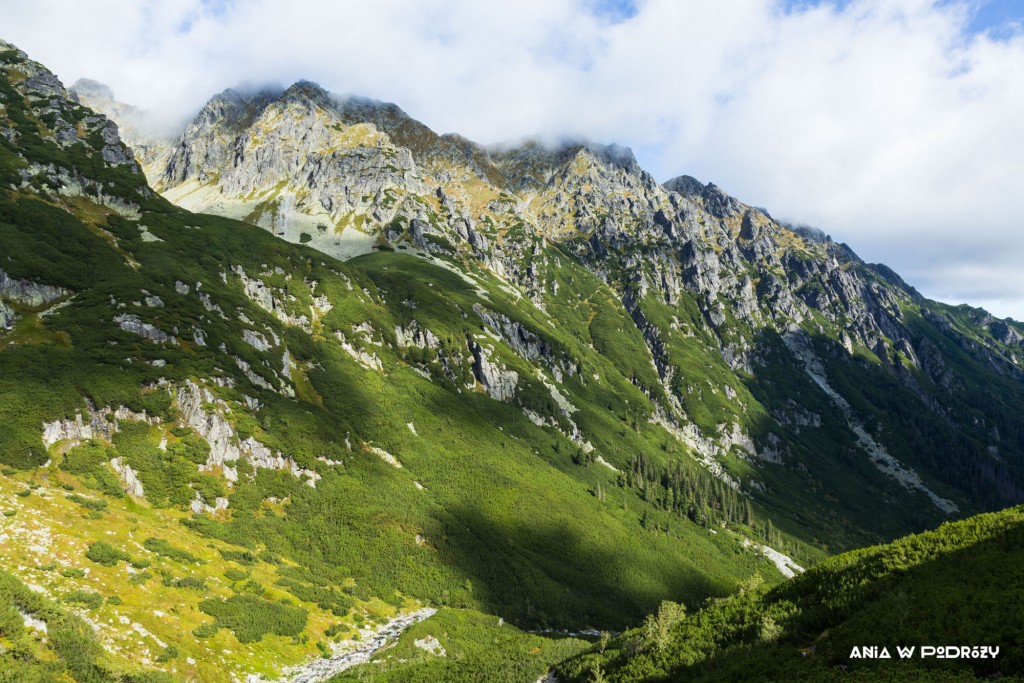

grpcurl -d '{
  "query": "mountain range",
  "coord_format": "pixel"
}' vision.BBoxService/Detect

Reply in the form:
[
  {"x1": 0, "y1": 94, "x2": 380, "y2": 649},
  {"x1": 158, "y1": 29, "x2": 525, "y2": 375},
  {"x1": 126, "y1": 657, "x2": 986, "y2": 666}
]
[{"x1": 1, "y1": 37, "x2": 1022, "y2": 682}]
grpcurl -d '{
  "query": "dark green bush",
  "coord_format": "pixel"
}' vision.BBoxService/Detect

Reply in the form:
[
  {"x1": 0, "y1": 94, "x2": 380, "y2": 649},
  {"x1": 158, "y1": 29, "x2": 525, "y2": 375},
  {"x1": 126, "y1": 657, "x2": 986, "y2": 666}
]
[
  {"x1": 155, "y1": 644, "x2": 179, "y2": 662},
  {"x1": 173, "y1": 576, "x2": 207, "y2": 591},
  {"x1": 63, "y1": 590, "x2": 103, "y2": 609},
  {"x1": 224, "y1": 568, "x2": 249, "y2": 582},
  {"x1": 66, "y1": 493, "x2": 108, "y2": 511},
  {"x1": 198, "y1": 594, "x2": 308, "y2": 643},
  {"x1": 143, "y1": 537, "x2": 203, "y2": 564},
  {"x1": 85, "y1": 541, "x2": 131, "y2": 567}
]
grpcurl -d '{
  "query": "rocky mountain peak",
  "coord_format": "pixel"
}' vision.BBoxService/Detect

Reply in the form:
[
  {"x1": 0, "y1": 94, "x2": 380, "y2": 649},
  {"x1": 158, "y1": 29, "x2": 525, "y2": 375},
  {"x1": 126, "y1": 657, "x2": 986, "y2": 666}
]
[
  {"x1": 328, "y1": 94, "x2": 462, "y2": 169},
  {"x1": 489, "y1": 138, "x2": 642, "y2": 194},
  {"x1": 160, "y1": 86, "x2": 280, "y2": 185},
  {"x1": 0, "y1": 41, "x2": 144, "y2": 198},
  {"x1": 664, "y1": 174, "x2": 744, "y2": 218},
  {"x1": 281, "y1": 79, "x2": 332, "y2": 108},
  {"x1": 578, "y1": 141, "x2": 641, "y2": 174},
  {"x1": 198, "y1": 86, "x2": 280, "y2": 128},
  {"x1": 0, "y1": 44, "x2": 68, "y2": 102},
  {"x1": 67, "y1": 79, "x2": 165, "y2": 162},
  {"x1": 0, "y1": 38, "x2": 26, "y2": 61},
  {"x1": 332, "y1": 93, "x2": 411, "y2": 125},
  {"x1": 662, "y1": 174, "x2": 704, "y2": 196},
  {"x1": 69, "y1": 77, "x2": 114, "y2": 102}
]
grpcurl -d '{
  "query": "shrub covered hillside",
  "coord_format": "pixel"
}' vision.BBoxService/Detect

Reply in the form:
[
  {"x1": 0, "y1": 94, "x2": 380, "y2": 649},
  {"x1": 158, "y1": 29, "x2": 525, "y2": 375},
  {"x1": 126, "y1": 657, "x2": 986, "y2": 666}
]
[
  {"x1": 0, "y1": 38, "x2": 790, "y2": 683},
  {"x1": 4, "y1": 34, "x2": 1024, "y2": 682},
  {"x1": 555, "y1": 504, "x2": 1024, "y2": 682}
]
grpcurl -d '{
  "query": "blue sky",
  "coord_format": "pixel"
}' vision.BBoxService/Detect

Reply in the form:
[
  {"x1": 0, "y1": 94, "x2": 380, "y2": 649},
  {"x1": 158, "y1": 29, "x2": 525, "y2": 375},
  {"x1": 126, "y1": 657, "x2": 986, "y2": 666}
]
[
  {"x1": 586, "y1": 0, "x2": 641, "y2": 22},
  {"x1": 595, "y1": 0, "x2": 1024, "y2": 33},
  {"x1": 964, "y1": 0, "x2": 1024, "y2": 34},
  {"x1": 783, "y1": 0, "x2": 1024, "y2": 34},
  {"x1": 1, "y1": 0, "x2": 1023, "y2": 318}
]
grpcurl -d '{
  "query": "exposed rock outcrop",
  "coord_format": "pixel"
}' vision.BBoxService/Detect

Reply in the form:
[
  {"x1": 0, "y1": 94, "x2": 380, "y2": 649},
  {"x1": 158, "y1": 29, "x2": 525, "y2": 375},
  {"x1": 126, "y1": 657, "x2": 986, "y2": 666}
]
[
  {"x1": 0, "y1": 301, "x2": 15, "y2": 329},
  {"x1": 467, "y1": 338, "x2": 518, "y2": 401},
  {"x1": 174, "y1": 381, "x2": 320, "y2": 487},
  {"x1": 110, "y1": 457, "x2": 145, "y2": 497},
  {"x1": 69, "y1": 78, "x2": 172, "y2": 178},
  {"x1": 113, "y1": 313, "x2": 175, "y2": 343},
  {"x1": 42, "y1": 404, "x2": 157, "y2": 447},
  {"x1": 0, "y1": 269, "x2": 67, "y2": 308}
]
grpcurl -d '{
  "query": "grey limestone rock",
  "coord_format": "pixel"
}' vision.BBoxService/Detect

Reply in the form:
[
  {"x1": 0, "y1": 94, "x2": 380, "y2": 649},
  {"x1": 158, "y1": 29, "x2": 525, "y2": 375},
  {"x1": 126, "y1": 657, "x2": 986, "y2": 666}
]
[
  {"x1": 467, "y1": 338, "x2": 518, "y2": 401},
  {"x1": 175, "y1": 381, "x2": 320, "y2": 487},
  {"x1": 110, "y1": 457, "x2": 145, "y2": 497},
  {"x1": 0, "y1": 301, "x2": 14, "y2": 329},
  {"x1": 395, "y1": 321, "x2": 441, "y2": 349},
  {"x1": 113, "y1": 313, "x2": 175, "y2": 343},
  {"x1": 0, "y1": 269, "x2": 66, "y2": 308}
]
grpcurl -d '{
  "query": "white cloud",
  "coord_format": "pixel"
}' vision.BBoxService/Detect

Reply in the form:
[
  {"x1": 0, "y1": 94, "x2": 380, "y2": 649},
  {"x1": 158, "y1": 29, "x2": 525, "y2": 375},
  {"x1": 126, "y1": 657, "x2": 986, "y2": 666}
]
[{"x1": 2, "y1": 0, "x2": 1022, "y2": 318}]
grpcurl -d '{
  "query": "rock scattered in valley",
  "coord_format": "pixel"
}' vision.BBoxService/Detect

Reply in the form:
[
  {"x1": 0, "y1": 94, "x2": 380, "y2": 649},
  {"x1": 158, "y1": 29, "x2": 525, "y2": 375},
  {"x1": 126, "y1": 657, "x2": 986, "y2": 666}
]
[{"x1": 279, "y1": 608, "x2": 437, "y2": 683}]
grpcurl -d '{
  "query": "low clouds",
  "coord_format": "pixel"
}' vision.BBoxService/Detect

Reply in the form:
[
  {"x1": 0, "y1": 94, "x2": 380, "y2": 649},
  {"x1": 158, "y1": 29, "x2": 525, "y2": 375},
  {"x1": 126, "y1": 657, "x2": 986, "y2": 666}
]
[{"x1": 2, "y1": 0, "x2": 1022, "y2": 317}]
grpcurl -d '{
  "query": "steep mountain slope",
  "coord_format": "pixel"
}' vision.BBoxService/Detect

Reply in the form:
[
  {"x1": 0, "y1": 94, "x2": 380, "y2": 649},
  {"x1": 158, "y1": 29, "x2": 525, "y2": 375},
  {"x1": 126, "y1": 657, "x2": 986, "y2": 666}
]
[
  {"x1": 137, "y1": 76, "x2": 1024, "y2": 551},
  {"x1": 0, "y1": 38, "x2": 798, "y2": 682},
  {"x1": 553, "y1": 503, "x2": 1024, "y2": 682},
  {"x1": 5, "y1": 36, "x2": 1024, "y2": 682}
]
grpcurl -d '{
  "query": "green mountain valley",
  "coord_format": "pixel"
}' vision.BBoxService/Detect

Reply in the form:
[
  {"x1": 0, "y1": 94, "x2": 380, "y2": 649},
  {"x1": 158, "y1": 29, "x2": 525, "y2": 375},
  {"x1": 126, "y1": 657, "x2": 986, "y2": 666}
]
[{"x1": 1, "y1": 38, "x2": 1022, "y2": 681}]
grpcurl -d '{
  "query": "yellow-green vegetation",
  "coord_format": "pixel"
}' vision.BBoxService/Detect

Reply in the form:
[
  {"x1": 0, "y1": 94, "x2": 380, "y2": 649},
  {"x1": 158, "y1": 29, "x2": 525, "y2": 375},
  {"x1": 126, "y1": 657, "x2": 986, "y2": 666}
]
[
  {"x1": 242, "y1": 181, "x2": 288, "y2": 224},
  {"x1": 1, "y1": 305, "x2": 74, "y2": 348},
  {"x1": 0, "y1": 566, "x2": 175, "y2": 682},
  {"x1": 325, "y1": 121, "x2": 386, "y2": 151},
  {"x1": 62, "y1": 194, "x2": 121, "y2": 227},
  {"x1": 290, "y1": 359, "x2": 325, "y2": 407},
  {"x1": 0, "y1": 473, "x2": 398, "y2": 681},
  {"x1": 334, "y1": 209, "x2": 368, "y2": 234}
]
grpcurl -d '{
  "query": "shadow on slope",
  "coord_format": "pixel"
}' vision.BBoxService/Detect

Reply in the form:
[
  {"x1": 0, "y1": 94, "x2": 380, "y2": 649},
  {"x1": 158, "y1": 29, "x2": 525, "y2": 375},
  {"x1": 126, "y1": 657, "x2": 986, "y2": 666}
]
[{"x1": 432, "y1": 501, "x2": 738, "y2": 632}]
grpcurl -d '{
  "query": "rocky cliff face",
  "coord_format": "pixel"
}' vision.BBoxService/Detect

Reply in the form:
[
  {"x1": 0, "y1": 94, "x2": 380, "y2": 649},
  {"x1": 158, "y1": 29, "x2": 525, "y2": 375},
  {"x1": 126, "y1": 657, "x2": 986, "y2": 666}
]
[
  {"x1": 153, "y1": 82, "x2": 451, "y2": 259},
  {"x1": 0, "y1": 42, "x2": 146, "y2": 206},
  {"x1": 0, "y1": 268, "x2": 67, "y2": 329},
  {"x1": 515, "y1": 146, "x2": 1024, "y2": 513}
]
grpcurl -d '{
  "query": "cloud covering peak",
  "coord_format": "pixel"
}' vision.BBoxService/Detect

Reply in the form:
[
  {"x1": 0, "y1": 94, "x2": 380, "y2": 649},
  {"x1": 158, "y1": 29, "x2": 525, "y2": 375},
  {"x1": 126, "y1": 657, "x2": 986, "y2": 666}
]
[{"x1": 2, "y1": 0, "x2": 1022, "y2": 317}]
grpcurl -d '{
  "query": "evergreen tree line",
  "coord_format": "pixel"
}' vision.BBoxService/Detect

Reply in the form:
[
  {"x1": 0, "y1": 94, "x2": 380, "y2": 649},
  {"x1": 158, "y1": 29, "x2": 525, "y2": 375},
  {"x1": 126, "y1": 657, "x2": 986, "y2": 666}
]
[{"x1": 617, "y1": 454, "x2": 759, "y2": 533}]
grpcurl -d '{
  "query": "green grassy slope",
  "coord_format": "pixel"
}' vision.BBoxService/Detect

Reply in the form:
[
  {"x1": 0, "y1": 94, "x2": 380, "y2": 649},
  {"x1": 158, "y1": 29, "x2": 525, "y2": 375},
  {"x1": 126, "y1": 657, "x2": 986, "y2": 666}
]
[
  {"x1": 555, "y1": 504, "x2": 1024, "y2": 681},
  {"x1": 330, "y1": 608, "x2": 589, "y2": 683},
  {"x1": 0, "y1": 567, "x2": 176, "y2": 683}
]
